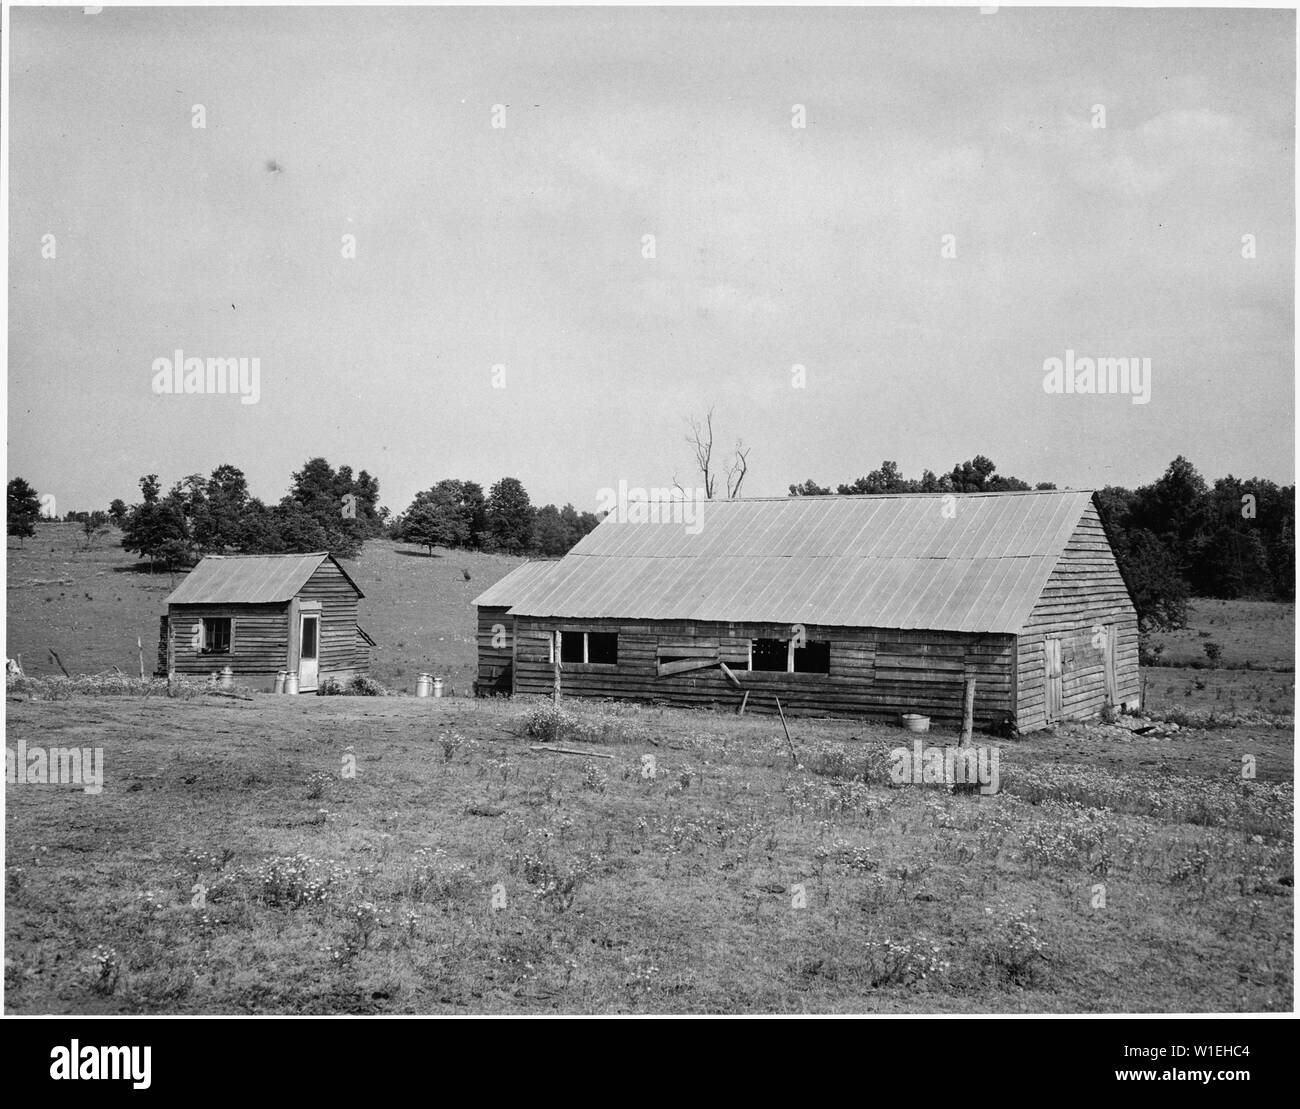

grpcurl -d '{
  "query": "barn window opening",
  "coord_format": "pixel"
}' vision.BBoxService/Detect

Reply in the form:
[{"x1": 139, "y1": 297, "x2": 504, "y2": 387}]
[
  {"x1": 201, "y1": 617, "x2": 232, "y2": 655},
  {"x1": 560, "y1": 631, "x2": 619, "y2": 665},
  {"x1": 560, "y1": 632, "x2": 585, "y2": 664},
  {"x1": 751, "y1": 638, "x2": 789, "y2": 672},
  {"x1": 586, "y1": 632, "x2": 618, "y2": 664},
  {"x1": 792, "y1": 640, "x2": 831, "y2": 674}
]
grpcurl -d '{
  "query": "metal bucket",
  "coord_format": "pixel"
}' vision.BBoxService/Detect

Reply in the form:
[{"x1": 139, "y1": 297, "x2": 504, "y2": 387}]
[
  {"x1": 432, "y1": 678, "x2": 444, "y2": 698},
  {"x1": 901, "y1": 713, "x2": 930, "y2": 733},
  {"x1": 274, "y1": 671, "x2": 287, "y2": 695},
  {"x1": 284, "y1": 673, "x2": 300, "y2": 695},
  {"x1": 415, "y1": 673, "x2": 433, "y2": 698}
]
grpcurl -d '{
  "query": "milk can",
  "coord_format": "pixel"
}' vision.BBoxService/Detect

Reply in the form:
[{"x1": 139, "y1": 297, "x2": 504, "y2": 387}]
[
  {"x1": 274, "y1": 671, "x2": 287, "y2": 695},
  {"x1": 284, "y1": 673, "x2": 300, "y2": 695},
  {"x1": 432, "y1": 677, "x2": 445, "y2": 698},
  {"x1": 415, "y1": 673, "x2": 433, "y2": 698},
  {"x1": 219, "y1": 666, "x2": 234, "y2": 690}
]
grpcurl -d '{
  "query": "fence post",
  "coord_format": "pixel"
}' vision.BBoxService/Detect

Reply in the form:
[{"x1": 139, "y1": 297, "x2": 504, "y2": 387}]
[
  {"x1": 960, "y1": 677, "x2": 976, "y2": 748},
  {"x1": 552, "y1": 631, "x2": 562, "y2": 705}
]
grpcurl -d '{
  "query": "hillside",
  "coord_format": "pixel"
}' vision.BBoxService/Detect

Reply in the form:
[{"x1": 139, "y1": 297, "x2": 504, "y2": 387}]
[{"x1": 3, "y1": 524, "x2": 527, "y2": 692}]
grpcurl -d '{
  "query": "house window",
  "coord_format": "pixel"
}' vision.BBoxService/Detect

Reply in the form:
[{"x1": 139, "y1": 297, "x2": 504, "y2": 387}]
[
  {"x1": 201, "y1": 617, "x2": 232, "y2": 655},
  {"x1": 751, "y1": 637, "x2": 831, "y2": 673},
  {"x1": 559, "y1": 630, "x2": 619, "y2": 665},
  {"x1": 751, "y1": 638, "x2": 789, "y2": 672}
]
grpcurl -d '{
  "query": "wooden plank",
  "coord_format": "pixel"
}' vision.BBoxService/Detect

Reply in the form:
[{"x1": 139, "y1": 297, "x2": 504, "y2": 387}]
[{"x1": 657, "y1": 657, "x2": 720, "y2": 677}]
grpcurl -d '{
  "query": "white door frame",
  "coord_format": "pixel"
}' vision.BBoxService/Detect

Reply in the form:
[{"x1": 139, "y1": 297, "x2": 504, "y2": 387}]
[{"x1": 298, "y1": 611, "x2": 320, "y2": 692}]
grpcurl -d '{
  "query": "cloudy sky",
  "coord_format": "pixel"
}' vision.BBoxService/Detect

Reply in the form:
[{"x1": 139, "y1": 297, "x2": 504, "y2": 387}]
[{"x1": 7, "y1": 5, "x2": 1294, "y2": 516}]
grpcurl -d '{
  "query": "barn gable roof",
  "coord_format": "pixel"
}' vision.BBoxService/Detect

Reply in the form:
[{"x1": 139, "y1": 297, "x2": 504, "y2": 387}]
[
  {"x1": 164, "y1": 552, "x2": 363, "y2": 605},
  {"x1": 497, "y1": 490, "x2": 1101, "y2": 634},
  {"x1": 471, "y1": 559, "x2": 564, "y2": 608}
]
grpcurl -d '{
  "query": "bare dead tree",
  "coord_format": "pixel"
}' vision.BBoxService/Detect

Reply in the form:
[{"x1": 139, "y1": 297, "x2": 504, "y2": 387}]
[
  {"x1": 684, "y1": 407, "x2": 750, "y2": 499},
  {"x1": 685, "y1": 408, "x2": 717, "y2": 500},
  {"x1": 725, "y1": 440, "x2": 750, "y2": 498}
]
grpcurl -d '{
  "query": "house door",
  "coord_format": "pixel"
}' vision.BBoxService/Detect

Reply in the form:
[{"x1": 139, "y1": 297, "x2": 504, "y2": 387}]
[
  {"x1": 298, "y1": 613, "x2": 320, "y2": 692},
  {"x1": 1044, "y1": 638, "x2": 1063, "y2": 723}
]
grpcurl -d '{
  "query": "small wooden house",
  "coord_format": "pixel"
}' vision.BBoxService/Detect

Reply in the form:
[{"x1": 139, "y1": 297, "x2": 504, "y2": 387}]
[
  {"x1": 472, "y1": 491, "x2": 1140, "y2": 732},
  {"x1": 159, "y1": 552, "x2": 373, "y2": 692}
]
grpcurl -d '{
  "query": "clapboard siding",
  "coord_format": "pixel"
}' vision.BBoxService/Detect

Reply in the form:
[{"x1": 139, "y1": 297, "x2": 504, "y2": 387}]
[
  {"x1": 1017, "y1": 502, "x2": 1140, "y2": 731},
  {"x1": 510, "y1": 616, "x2": 1015, "y2": 726},
  {"x1": 168, "y1": 603, "x2": 288, "y2": 674},
  {"x1": 477, "y1": 606, "x2": 514, "y2": 691}
]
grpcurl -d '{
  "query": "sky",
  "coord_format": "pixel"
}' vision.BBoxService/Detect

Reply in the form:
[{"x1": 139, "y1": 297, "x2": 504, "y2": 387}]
[{"x1": 6, "y1": 4, "x2": 1295, "y2": 518}]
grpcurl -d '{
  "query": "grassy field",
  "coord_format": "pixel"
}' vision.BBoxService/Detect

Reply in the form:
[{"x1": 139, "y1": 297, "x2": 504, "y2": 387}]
[
  {"x1": 3, "y1": 692, "x2": 1291, "y2": 1014},
  {"x1": 5, "y1": 526, "x2": 1294, "y2": 1013},
  {"x1": 1145, "y1": 597, "x2": 1295, "y2": 670}
]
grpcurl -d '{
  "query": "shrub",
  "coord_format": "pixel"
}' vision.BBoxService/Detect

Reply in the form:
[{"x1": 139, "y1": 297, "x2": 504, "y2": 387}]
[
  {"x1": 522, "y1": 702, "x2": 572, "y2": 743},
  {"x1": 345, "y1": 674, "x2": 385, "y2": 696},
  {"x1": 316, "y1": 674, "x2": 384, "y2": 696},
  {"x1": 6, "y1": 673, "x2": 214, "y2": 700},
  {"x1": 519, "y1": 700, "x2": 653, "y2": 746}
]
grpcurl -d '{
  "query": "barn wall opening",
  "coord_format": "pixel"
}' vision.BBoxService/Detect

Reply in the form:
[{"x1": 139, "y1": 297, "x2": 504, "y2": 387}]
[
  {"x1": 751, "y1": 638, "x2": 789, "y2": 671},
  {"x1": 792, "y1": 641, "x2": 831, "y2": 674}
]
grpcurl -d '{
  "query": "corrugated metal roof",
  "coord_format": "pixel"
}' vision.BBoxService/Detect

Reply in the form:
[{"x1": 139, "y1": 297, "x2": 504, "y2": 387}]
[
  {"x1": 500, "y1": 491, "x2": 1096, "y2": 633},
  {"x1": 471, "y1": 560, "x2": 564, "y2": 608},
  {"x1": 164, "y1": 553, "x2": 359, "y2": 605}
]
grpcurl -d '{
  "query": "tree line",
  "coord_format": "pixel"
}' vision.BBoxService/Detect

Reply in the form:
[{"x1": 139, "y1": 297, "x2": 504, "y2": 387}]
[
  {"x1": 389, "y1": 477, "x2": 601, "y2": 558},
  {"x1": 7, "y1": 464, "x2": 601, "y2": 567}
]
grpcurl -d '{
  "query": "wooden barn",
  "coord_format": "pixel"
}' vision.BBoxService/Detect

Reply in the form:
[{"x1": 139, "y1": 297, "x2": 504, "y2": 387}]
[
  {"x1": 472, "y1": 490, "x2": 1140, "y2": 732},
  {"x1": 473, "y1": 559, "x2": 562, "y2": 695},
  {"x1": 159, "y1": 552, "x2": 374, "y2": 692}
]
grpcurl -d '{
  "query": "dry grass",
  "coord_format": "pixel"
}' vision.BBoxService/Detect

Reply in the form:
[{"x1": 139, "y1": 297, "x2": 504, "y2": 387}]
[{"x1": 4, "y1": 694, "x2": 1291, "y2": 1014}]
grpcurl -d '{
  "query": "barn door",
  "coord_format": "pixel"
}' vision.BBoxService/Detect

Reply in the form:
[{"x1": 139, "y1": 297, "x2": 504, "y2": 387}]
[
  {"x1": 1044, "y1": 638, "x2": 1063, "y2": 724},
  {"x1": 1103, "y1": 623, "x2": 1118, "y2": 705},
  {"x1": 298, "y1": 613, "x2": 320, "y2": 692}
]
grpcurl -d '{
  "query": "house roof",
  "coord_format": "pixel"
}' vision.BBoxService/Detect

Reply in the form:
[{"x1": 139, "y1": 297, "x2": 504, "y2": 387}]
[
  {"x1": 495, "y1": 490, "x2": 1099, "y2": 634},
  {"x1": 164, "y1": 552, "x2": 363, "y2": 605},
  {"x1": 471, "y1": 559, "x2": 564, "y2": 608}
]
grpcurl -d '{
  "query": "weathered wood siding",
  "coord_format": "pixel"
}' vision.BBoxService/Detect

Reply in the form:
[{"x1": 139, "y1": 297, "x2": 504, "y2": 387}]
[
  {"x1": 477, "y1": 606, "x2": 514, "y2": 692},
  {"x1": 509, "y1": 617, "x2": 1015, "y2": 726},
  {"x1": 1016, "y1": 501, "x2": 1140, "y2": 730},
  {"x1": 298, "y1": 560, "x2": 367, "y2": 674},
  {"x1": 167, "y1": 603, "x2": 289, "y2": 676}
]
